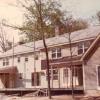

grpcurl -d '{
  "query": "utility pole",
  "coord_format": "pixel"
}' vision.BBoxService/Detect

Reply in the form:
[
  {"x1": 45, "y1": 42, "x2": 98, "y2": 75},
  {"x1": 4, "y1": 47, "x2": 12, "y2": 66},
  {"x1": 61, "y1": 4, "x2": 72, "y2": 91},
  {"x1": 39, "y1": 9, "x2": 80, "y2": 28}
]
[
  {"x1": 33, "y1": 39, "x2": 37, "y2": 87},
  {"x1": 12, "y1": 37, "x2": 14, "y2": 66}
]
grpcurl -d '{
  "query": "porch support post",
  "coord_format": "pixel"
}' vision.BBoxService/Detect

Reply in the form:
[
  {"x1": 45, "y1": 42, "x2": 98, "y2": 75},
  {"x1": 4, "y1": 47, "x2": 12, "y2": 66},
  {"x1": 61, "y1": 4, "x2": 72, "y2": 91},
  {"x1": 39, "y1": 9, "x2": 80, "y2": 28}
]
[
  {"x1": 58, "y1": 68, "x2": 60, "y2": 88},
  {"x1": 82, "y1": 62, "x2": 86, "y2": 91},
  {"x1": 51, "y1": 66, "x2": 53, "y2": 88},
  {"x1": 4, "y1": 73, "x2": 5, "y2": 88}
]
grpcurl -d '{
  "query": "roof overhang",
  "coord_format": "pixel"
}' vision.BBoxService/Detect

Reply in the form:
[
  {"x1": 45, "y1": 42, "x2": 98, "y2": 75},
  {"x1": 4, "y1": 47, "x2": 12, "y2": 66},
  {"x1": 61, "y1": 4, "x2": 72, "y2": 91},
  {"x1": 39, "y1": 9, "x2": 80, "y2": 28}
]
[
  {"x1": 0, "y1": 66, "x2": 18, "y2": 74},
  {"x1": 41, "y1": 55, "x2": 82, "y2": 69},
  {"x1": 81, "y1": 33, "x2": 100, "y2": 61}
]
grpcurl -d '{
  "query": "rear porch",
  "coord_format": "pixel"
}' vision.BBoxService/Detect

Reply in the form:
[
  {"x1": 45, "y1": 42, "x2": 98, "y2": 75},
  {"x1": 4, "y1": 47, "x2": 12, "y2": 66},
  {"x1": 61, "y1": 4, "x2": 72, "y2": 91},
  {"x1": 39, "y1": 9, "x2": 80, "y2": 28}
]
[{"x1": 0, "y1": 67, "x2": 17, "y2": 89}]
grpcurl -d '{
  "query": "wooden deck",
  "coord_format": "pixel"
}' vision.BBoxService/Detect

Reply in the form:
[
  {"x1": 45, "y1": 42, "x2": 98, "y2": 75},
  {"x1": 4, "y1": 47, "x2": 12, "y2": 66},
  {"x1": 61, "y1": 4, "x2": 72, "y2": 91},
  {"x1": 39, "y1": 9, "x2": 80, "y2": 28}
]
[{"x1": 0, "y1": 87, "x2": 84, "y2": 96}]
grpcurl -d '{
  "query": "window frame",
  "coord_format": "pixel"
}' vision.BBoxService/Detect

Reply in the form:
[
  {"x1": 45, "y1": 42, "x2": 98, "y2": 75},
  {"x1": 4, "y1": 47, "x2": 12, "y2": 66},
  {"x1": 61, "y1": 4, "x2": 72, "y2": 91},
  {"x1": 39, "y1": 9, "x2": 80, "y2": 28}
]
[
  {"x1": 31, "y1": 72, "x2": 40, "y2": 86},
  {"x1": 51, "y1": 48, "x2": 61, "y2": 59},
  {"x1": 3, "y1": 58, "x2": 9, "y2": 66},
  {"x1": 63, "y1": 68, "x2": 68, "y2": 82},
  {"x1": 78, "y1": 41, "x2": 90, "y2": 55},
  {"x1": 17, "y1": 57, "x2": 21, "y2": 63},
  {"x1": 46, "y1": 69, "x2": 59, "y2": 80},
  {"x1": 19, "y1": 73, "x2": 23, "y2": 79},
  {"x1": 25, "y1": 56, "x2": 28, "y2": 62},
  {"x1": 52, "y1": 69, "x2": 59, "y2": 80},
  {"x1": 97, "y1": 65, "x2": 100, "y2": 87}
]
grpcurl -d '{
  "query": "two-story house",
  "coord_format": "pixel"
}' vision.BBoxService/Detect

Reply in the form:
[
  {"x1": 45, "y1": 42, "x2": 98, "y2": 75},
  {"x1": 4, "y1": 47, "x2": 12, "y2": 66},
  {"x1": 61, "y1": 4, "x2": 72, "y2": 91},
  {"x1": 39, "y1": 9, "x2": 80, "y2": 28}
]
[{"x1": 0, "y1": 26, "x2": 100, "y2": 95}]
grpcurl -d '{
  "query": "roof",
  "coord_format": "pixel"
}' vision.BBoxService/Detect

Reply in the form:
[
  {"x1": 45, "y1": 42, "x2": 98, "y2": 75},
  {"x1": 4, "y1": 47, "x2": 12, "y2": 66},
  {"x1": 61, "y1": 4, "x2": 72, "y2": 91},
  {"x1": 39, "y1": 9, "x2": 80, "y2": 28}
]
[
  {"x1": 41, "y1": 55, "x2": 82, "y2": 69},
  {"x1": 81, "y1": 33, "x2": 100, "y2": 61},
  {"x1": 1, "y1": 26, "x2": 100, "y2": 58},
  {"x1": 0, "y1": 66, "x2": 18, "y2": 73}
]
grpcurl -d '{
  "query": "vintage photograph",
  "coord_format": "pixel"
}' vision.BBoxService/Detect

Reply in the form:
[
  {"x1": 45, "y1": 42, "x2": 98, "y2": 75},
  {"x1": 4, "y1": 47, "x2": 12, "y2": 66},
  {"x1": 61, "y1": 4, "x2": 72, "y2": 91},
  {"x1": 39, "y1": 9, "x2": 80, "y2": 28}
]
[{"x1": 0, "y1": 0, "x2": 100, "y2": 100}]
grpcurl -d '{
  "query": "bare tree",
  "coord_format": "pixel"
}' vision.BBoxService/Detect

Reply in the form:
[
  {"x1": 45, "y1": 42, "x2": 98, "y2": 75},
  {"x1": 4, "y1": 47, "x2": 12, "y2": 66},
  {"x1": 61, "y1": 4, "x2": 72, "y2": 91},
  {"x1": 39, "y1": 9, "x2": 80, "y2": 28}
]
[
  {"x1": 0, "y1": 22, "x2": 12, "y2": 52},
  {"x1": 3, "y1": 0, "x2": 67, "y2": 98}
]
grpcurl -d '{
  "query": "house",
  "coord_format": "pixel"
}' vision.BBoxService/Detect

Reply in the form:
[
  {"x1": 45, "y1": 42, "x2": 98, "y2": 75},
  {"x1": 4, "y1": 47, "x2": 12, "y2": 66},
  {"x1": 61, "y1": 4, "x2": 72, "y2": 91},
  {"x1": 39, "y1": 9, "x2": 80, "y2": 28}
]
[
  {"x1": 0, "y1": 26, "x2": 100, "y2": 95},
  {"x1": 81, "y1": 33, "x2": 100, "y2": 95}
]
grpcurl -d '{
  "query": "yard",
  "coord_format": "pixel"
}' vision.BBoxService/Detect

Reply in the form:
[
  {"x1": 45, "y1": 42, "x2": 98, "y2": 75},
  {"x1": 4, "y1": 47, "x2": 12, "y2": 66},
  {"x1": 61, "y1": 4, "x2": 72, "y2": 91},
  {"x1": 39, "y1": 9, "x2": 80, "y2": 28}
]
[{"x1": 1, "y1": 95, "x2": 100, "y2": 100}]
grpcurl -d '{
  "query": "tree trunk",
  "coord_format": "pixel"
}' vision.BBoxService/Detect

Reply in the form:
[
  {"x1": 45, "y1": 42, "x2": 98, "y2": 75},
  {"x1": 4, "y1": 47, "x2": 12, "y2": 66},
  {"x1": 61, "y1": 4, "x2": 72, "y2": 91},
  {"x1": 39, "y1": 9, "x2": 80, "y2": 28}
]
[{"x1": 42, "y1": 36, "x2": 51, "y2": 99}]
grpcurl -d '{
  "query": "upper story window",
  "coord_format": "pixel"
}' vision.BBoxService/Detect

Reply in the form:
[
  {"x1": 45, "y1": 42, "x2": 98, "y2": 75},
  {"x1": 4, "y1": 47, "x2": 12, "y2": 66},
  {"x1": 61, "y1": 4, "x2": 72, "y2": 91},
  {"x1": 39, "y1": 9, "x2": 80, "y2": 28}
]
[
  {"x1": 25, "y1": 57, "x2": 28, "y2": 62},
  {"x1": 3, "y1": 58, "x2": 9, "y2": 66},
  {"x1": 78, "y1": 41, "x2": 90, "y2": 55},
  {"x1": 51, "y1": 48, "x2": 61, "y2": 59}
]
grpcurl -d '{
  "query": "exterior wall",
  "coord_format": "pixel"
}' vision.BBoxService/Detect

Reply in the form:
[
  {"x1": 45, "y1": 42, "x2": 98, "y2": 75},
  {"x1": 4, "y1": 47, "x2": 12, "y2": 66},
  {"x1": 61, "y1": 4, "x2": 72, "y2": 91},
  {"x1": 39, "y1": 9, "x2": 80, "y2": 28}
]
[
  {"x1": 41, "y1": 45, "x2": 78, "y2": 60},
  {"x1": 0, "y1": 52, "x2": 42, "y2": 88},
  {"x1": 84, "y1": 46, "x2": 100, "y2": 90},
  {"x1": 41, "y1": 67, "x2": 80, "y2": 88},
  {"x1": 0, "y1": 41, "x2": 83, "y2": 89}
]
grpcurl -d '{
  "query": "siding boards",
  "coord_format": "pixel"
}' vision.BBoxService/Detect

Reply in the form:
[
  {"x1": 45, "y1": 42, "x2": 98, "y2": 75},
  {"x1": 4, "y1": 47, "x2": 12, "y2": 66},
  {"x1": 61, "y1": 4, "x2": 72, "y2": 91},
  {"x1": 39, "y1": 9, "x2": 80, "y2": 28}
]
[{"x1": 84, "y1": 46, "x2": 100, "y2": 90}]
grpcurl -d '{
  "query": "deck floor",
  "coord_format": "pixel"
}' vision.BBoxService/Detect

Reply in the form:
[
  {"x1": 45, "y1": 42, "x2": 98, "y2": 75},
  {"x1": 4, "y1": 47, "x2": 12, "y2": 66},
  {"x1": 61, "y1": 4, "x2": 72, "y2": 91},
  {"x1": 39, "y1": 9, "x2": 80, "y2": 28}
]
[
  {"x1": 0, "y1": 87, "x2": 83, "y2": 91},
  {"x1": 0, "y1": 87, "x2": 84, "y2": 96}
]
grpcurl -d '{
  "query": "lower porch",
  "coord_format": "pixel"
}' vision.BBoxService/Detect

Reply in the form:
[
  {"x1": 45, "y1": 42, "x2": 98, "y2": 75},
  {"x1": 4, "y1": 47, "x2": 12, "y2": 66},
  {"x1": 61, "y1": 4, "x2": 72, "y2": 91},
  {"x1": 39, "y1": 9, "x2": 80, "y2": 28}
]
[
  {"x1": 0, "y1": 67, "x2": 17, "y2": 89},
  {"x1": 0, "y1": 87, "x2": 84, "y2": 96}
]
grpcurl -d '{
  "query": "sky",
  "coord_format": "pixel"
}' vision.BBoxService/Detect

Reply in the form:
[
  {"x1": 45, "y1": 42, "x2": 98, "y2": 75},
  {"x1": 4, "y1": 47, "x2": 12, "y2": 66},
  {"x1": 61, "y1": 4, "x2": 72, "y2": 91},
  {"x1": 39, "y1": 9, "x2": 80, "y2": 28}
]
[{"x1": 0, "y1": 0, "x2": 100, "y2": 42}]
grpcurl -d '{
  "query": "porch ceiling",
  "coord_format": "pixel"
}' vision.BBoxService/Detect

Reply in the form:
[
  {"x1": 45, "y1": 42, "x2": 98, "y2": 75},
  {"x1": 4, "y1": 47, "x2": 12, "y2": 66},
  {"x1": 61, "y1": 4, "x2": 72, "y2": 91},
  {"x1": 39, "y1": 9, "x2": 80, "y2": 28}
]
[{"x1": 41, "y1": 55, "x2": 82, "y2": 69}]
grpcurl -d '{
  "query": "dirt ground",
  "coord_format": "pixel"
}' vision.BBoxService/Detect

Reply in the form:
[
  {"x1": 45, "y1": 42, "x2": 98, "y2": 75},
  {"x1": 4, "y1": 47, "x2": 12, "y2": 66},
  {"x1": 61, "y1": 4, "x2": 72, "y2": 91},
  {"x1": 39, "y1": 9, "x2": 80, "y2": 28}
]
[{"x1": 0, "y1": 95, "x2": 100, "y2": 100}]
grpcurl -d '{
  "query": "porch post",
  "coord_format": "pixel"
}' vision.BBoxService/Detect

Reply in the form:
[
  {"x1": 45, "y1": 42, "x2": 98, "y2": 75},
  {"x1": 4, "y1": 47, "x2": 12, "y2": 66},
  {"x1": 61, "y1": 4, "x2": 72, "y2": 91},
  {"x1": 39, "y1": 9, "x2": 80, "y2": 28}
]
[
  {"x1": 82, "y1": 62, "x2": 86, "y2": 91},
  {"x1": 51, "y1": 66, "x2": 53, "y2": 88},
  {"x1": 4, "y1": 73, "x2": 5, "y2": 88},
  {"x1": 58, "y1": 68, "x2": 60, "y2": 88}
]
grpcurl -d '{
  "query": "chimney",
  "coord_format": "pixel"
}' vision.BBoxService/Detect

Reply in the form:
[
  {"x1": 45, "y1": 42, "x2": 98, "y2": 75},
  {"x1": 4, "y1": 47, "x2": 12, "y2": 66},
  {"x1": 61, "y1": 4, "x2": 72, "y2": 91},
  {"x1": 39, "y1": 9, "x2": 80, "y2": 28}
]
[{"x1": 55, "y1": 25, "x2": 59, "y2": 37}]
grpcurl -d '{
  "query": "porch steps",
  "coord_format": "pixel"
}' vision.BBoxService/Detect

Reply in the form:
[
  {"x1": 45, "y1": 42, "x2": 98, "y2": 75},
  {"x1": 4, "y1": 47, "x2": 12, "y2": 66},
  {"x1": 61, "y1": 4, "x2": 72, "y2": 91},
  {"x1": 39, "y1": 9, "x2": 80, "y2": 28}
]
[{"x1": 23, "y1": 89, "x2": 48, "y2": 97}]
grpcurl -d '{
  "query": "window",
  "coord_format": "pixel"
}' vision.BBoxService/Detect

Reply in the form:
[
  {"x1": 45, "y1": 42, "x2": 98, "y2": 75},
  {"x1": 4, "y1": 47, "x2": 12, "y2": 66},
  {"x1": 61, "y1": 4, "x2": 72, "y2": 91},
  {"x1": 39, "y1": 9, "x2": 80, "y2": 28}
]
[
  {"x1": 19, "y1": 73, "x2": 23, "y2": 79},
  {"x1": 31, "y1": 72, "x2": 40, "y2": 86},
  {"x1": 51, "y1": 48, "x2": 61, "y2": 59},
  {"x1": 3, "y1": 59, "x2": 6, "y2": 66},
  {"x1": 25, "y1": 57, "x2": 28, "y2": 62},
  {"x1": 78, "y1": 41, "x2": 90, "y2": 54},
  {"x1": 63, "y1": 68, "x2": 68, "y2": 83},
  {"x1": 3, "y1": 58, "x2": 9, "y2": 66},
  {"x1": 98, "y1": 66, "x2": 100, "y2": 86},
  {"x1": 6, "y1": 58, "x2": 9, "y2": 65},
  {"x1": 17, "y1": 57, "x2": 20, "y2": 63},
  {"x1": 46, "y1": 69, "x2": 58, "y2": 80},
  {"x1": 34, "y1": 54, "x2": 38, "y2": 60},
  {"x1": 78, "y1": 43, "x2": 83, "y2": 54},
  {"x1": 52, "y1": 69, "x2": 58, "y2": 80}
]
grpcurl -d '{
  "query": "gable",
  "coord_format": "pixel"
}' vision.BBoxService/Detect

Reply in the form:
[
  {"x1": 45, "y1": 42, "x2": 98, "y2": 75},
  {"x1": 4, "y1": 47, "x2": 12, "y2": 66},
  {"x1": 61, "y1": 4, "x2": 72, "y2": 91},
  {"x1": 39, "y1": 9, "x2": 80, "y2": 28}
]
[{"x1": 81, "y1": 34, "x2": 100, "y2": 61}]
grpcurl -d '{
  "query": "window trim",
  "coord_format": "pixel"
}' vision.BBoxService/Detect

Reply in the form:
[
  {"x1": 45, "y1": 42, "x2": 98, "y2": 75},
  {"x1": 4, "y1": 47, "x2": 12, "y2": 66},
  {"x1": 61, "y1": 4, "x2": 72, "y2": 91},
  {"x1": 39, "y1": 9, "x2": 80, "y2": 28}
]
[
  {"x1": 97, "y1": 65, "x2": 100, "y2": 88},
  {"x1": 17, "y1": 57, "x2": 21, "y2": 63},
  {"x1": 3, "y1": 58, "x2": 9, "y2": 66},
  {"x1": 51, "y1": 48, "x2": 62, "y2": 59},
  {"x1": 46, "y1": 68, "x2": 59, "y2": 80},
  {"x1": 19, "y1": 73, "x2": 23, "y2": 79},
  {"x1": 31, "y1": 72, "x2": 40, "y2": 86},
  {"x1": 25, "y1": 57, "x2": 28, "y2": 62},
  {"x1": 78, "y1": 41, "x2": 90, "y2": 55}
]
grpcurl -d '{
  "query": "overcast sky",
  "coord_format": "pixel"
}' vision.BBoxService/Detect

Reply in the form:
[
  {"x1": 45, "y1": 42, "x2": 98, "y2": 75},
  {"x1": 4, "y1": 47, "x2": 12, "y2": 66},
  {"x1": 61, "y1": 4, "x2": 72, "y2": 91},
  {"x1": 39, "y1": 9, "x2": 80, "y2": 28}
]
[{"x1": 0, "y1": 0, "x2": 100, "y2": 42}]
